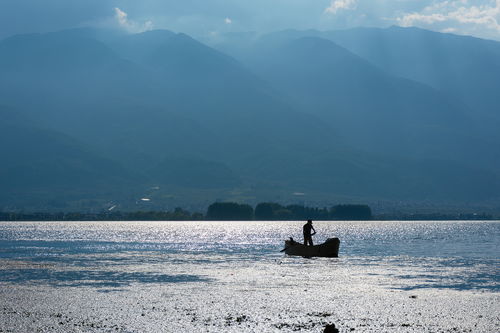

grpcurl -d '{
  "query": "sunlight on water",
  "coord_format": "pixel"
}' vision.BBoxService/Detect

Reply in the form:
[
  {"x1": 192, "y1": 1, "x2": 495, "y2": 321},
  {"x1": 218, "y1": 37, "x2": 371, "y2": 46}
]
[{"x1": 0, "y1": 221, "x2": 498, "y2": 332}]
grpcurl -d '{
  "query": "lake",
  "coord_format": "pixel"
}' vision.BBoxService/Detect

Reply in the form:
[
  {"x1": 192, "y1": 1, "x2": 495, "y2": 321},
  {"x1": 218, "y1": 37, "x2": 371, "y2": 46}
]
[{"x1": 0, "y1": 220, "x2": 498, "y2": 332}]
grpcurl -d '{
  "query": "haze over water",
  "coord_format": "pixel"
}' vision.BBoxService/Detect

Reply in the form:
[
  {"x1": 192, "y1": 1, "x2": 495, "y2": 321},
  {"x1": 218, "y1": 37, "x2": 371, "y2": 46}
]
[{"x1": 0, "y1": 220, "x2": 498, "y2": 332}]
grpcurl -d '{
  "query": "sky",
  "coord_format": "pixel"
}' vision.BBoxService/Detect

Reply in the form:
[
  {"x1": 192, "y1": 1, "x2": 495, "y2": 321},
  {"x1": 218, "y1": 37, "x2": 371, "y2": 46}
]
[{"x1": 0, "y1": 0, "x2": 499, "y2": 41}]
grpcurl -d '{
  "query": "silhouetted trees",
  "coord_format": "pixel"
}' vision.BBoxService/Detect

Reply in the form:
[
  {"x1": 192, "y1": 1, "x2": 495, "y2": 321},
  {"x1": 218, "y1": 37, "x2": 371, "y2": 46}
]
[
  {"x1": 206, "y1": 202, "x2": 254, "y2": 221},
  {"x1": 330, "y1": 204, "x2": 372, "y2": 220},
  {"x1": 255, "y1": 203, "x2": 285, "y2": 220},
  {"x1": 0, "y1": 209, "x2": 200, "y2": 221},
  {"x1": 4, "y1": 201, "x2": 492, "y2": 221},
  {"x1": 252, "y1": 203, "x2": 372, "y2": 220}
]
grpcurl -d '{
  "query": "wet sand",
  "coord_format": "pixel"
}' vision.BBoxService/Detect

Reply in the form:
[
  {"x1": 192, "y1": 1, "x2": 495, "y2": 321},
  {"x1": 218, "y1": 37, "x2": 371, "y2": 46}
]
[{"x1": 0, "y1": 255, "x2": 498, "y2": 332}]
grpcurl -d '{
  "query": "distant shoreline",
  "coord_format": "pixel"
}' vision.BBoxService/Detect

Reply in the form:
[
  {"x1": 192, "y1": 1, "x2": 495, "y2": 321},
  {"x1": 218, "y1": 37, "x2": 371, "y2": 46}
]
[
  {"x1": 0, "y1": 212, "x2": 497, "y2": 222},
  {"x1": 1, "y1": 202, "x2": 497, "y2": 222}
]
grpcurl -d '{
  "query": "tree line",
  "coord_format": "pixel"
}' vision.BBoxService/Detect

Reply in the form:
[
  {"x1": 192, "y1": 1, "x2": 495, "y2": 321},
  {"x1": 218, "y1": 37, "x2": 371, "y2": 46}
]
[
  {"x1": 206, "y1": 202, "x2": 372, "y2": 221},
  {"x1": 3, "y1": 202, "x2": 493, "y2": 221},
  {"x1": 0, "y1": 202, "x2": 372, "y2": 221}
]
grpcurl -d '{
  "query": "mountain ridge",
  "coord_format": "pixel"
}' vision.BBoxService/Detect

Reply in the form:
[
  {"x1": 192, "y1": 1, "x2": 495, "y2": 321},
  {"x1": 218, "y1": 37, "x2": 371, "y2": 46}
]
[{"x1": 1, "y1": 27, "x2": 499, "y2": 211}]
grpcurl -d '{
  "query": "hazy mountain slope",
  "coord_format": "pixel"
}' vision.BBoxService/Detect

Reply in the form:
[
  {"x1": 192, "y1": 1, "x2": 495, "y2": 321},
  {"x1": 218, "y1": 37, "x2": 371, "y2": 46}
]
[
  {"x1": 106, "y1": 29, "x2": 176, "y2": 64},
  {"x1": 243, "y1": 36, "x2": 489, "y2": 162},
  {"x1": 0, "y1": 29, "x2": 341, "y2": 158},
  {"x1": 211, "y1": 31, "x2": 500, "y2": 201},
  {"x1": 0, "y1": 30, "x2": 348, "y2": 193},
  {"x1": 0, "y1": 30, "x2": 162, "y2": 125},
  {"x1": 99, "y1": 32, "x2": 382, "y2": 192},
  {"x1": 215, "y1": 26, "x2": 500, "y2": 126},
  {"x1": 1, "y1": 28, "x2": 499, "y2": 208},
  {"x1": 151, "y1": 157, "x2": 241, "y2": 189},
  {"x1": 324, "y1": 26, "x2": 500, "y2": 122},
  {"x1": 91, "y1": 31, "x2": 347, "y2": 170},
  {"x1": 0, "y1": 106, "x2": 138, "y2": 210}
]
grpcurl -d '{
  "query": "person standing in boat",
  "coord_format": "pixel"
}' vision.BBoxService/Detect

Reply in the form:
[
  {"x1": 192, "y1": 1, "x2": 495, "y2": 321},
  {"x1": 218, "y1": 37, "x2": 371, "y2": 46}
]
[{"x1": 303, "y1": 219, "x2": 316, "y2": 246}]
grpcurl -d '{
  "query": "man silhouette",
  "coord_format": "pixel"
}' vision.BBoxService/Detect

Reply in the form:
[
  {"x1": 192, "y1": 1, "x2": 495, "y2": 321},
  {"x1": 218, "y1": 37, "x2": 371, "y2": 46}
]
[{"x1": 303, "y1": 219, "x2": 316, "y2": 246}]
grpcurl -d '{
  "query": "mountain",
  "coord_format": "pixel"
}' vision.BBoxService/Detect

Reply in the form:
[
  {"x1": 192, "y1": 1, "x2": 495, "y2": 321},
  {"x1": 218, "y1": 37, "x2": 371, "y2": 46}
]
[
  {"x1": 0, "y1": 29, "x2": 339, "y2": 156},
  {"x1": 0, "y1": 106, "x2": 138, "y2": 210},
  {"x1": 215, "y1": 26, "x2": 500, "y2": 126},
  {"x1": 1, "y1": 28, "x2": 499, "y2": 210},
  {"x1": 210, "y1": 29, "x2": 500, "y2": 204},
  {"x1": 229, "y1": 35, "x2": 497, "y2": 167},
  {"x1": 0, "y1": 29, "x2": 347, "y2": 203},
  {"x1": 150, "y1": 157, "x2": 240, "y2": 189},
  {"x1": 0, "y1": 29, "x2": 160, "y2": 125},
  {"x1": 323, "y1": 26, "x2": 500, "y2": 123}
]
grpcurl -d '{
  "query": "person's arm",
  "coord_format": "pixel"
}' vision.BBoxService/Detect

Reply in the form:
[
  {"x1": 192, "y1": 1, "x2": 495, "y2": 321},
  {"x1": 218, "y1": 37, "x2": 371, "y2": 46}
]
[{"x1": 311, "y1": 226, "x2": 316, "y2": 235}]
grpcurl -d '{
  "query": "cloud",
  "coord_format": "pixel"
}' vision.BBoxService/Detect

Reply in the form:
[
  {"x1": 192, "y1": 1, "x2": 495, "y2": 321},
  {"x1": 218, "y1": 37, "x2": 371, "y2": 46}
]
[
  {"x1": 396, "y1": 0, "x2": 500, "y2": 39},
  {"x1": 114, "y1": 7, "x2": 154, "y2": 33},
  {"x1": 0, "y1": 0, "x2": 498, "y2": 41},
  {"x1": 115, "y1": 7, "x2": 128, "y2": 27},
  {"x1": 325, "y1": 0, "x2": 357, "y2": 14}
]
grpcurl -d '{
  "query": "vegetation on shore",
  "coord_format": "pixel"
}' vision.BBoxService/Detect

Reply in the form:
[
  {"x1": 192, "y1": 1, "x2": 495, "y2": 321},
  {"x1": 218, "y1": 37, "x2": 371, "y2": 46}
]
[
  {"x1": 0, "y1": 201, "x2": 495, "y2": 221},
  {"x1": 206, "y1": 202, "x2": 372, "y2": 221}
]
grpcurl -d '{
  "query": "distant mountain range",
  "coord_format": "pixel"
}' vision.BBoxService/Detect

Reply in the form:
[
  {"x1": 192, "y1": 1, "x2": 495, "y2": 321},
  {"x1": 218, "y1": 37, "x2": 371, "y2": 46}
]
[{"x1": 1, "y1": 26, "x2": 499, "y2": 212}]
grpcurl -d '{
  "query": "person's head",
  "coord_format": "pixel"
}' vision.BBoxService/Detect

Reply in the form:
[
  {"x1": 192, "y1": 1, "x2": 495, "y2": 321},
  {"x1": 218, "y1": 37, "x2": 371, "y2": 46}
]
[{"x1": 307, "y1": 219, "x2": 312, "y2": 224}]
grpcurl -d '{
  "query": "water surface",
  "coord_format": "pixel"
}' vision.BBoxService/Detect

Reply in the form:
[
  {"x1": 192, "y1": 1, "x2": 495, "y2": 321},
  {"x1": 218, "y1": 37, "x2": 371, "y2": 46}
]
[{"x1": 0, "y1": 221, "x2": 498, "y2": 332}]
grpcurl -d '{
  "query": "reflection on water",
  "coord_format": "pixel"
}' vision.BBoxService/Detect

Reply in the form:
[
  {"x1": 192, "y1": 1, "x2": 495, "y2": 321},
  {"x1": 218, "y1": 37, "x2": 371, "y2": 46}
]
[
  {"x1": 0, "y1": 221, "x2": 498, "y2": 333},
  {"x1": 0, "y1": 221, "x2": 498, "y2": 291},
  {"x1": 0, "y1": 267, "x2": 210, "y2": 287}
]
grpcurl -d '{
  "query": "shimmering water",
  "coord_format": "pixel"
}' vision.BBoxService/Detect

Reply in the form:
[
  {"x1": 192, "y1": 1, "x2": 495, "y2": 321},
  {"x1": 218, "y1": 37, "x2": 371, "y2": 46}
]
[{"x1": 0, "y1": 221, "x2": 498, "y2": 332}]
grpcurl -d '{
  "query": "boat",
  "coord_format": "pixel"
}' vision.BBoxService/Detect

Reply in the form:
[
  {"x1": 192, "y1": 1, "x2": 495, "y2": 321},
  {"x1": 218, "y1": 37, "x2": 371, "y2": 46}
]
[{"x1": 282, "y1": 237, "x2": 340, "y2": 258}]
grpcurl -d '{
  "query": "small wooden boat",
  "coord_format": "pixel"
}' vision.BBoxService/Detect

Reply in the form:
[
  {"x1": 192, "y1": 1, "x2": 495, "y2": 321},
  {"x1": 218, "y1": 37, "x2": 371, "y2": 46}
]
[{"x1": 282, "y1": 237, "x2": 340, "y2": 258}]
